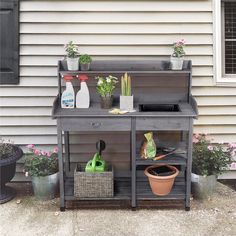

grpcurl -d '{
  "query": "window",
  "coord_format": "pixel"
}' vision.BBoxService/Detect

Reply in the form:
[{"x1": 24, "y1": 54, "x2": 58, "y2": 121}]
[
  {"x1": 214, "y1": 0, "x2": 236, "y2": 83},
  {"x1": 0, "y1": 0, "x2": 19, "y2": 84}
]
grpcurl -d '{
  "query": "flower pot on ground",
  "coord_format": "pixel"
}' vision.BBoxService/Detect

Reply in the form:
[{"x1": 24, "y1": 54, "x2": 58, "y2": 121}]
[
  {"x1": 144, "y1": 165, "x2": 179, "y2": 196},
  {"x1": 96, "y1": 75, "x2": 118, "y2": 109},
  {"x1": 64, "y1": 41, "x2": 79, "y2": 71},
  {"x1": 192, "y1": 134, "x2": 233, "y2": 200},
  {"x1": 0, "y1": 140, "x2": 23, "y2": 204},
  {"x1": 120, "y1": 73, "x2": 134, "y2": 111},
  {"x1": 24, "y1": 145, "x2": 59, "y2": 201},
  {"x1": 79, "y1": 54, "x2": 92, "y2": 71},
  {"x1": 170, "y1": 39, "x2": 186, "y2": 70}
]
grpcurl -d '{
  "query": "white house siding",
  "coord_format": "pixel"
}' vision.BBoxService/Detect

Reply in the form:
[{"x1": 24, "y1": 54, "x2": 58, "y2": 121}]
[{"x1": 0, "y1": 0, "x2": 236, "y2": 180}]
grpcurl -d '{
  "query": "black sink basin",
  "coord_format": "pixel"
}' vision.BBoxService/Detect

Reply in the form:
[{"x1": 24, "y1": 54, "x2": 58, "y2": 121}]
[{"x1": 139, "y1": 104, "x2": 180, "y2": 112}]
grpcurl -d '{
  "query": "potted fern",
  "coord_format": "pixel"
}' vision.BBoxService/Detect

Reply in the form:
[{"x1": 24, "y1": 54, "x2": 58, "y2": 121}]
[
  {"x1": 79, "y1": 54, "x2": 92, "y2": 71},
  {"x1": 120, "y1": 73, "x2": 133, "y2": 111}
]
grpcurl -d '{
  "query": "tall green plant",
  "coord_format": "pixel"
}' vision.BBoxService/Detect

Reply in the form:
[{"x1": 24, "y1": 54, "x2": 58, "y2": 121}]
[{"x1": 121, "y1": 73, "x2": 131, "y2": 96}]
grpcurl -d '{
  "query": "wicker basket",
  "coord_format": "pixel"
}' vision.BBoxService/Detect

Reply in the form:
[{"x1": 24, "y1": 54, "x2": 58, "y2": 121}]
[{"x1": 74, "y1": 164, "x2": 114, "y2": 198}]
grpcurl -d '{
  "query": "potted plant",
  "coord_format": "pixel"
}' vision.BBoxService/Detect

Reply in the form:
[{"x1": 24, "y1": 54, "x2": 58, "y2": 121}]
[
  {"x1": 79, "y1": 54, "x2": 92, "y2": 71},
  {"x1": 64, "y1": 41, "x2": 79, "y2": 71},
  {"x1": 170, "y1": 39, "x2": 186, "y2": 70},
  {"x1": 0, "y1": 139, "x2": 23, "y2": 204},
  {"x1": 120, "y1": 72, "x2": 133, "y2": 111},
  {"x1": 192, "y1": 134, "x2": 233, "y2": 199},
  {"x1": 144, "y1": 165, "x2": 179, "y2": 196},
  {"x1": 95, "y1": 75, "x2": 118, "y2": 109},
  {"x1": 24, "y1": 145, "x2": 59, "y2": 201}
]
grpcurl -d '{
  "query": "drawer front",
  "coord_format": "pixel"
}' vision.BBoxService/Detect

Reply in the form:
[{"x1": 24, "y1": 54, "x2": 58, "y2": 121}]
[
  {"x1": 136, "y1": 117, "x2": 189, "y2": 131},
  {"x1": 60, "y1": 117, "x2": 131, "y2": 131}
]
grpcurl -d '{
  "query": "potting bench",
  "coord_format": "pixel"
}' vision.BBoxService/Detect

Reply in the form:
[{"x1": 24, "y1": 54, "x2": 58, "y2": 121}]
[{"x1": 52, "y1": 60, "x2": 198, "y2": 211}]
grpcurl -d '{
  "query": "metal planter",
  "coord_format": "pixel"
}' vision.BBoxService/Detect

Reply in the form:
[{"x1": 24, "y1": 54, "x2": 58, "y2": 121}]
[{"x1": 32, "y1": 172, "x2": 59, "y2": 201}]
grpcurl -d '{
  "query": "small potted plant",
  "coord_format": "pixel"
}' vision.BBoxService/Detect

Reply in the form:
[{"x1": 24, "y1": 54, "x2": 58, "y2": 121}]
[
  {"x1": 24, "y1": 145, "x2": 59, "y2": 201},
  {"x1": 192, "y1": 134, "x2": 233, "y2": 199},
  {"x1": 144, "y1": 165, "x2": 179, "y2": 196},
  {"x1": 120, "y1": 73, "x2": 133, "y2": 111},
  {"x1": 95, "y1": 75, "x2": 118, "y2": 109},
  {"x1": 64, "y1": 41, "x2": 79, "y2": 71},
  {"x1": 79, "y1": 54, "x2": 92, "y2": 71},
  {"x1": 170, "y1": 39, "x2": 186, "y2": 70},
  {"x1": 0, "y1": 139, "x2": 23, "y2": 203}
]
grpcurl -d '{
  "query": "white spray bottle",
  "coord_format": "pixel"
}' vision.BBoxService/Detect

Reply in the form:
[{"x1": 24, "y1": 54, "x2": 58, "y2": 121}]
[
  {"x1": 76, "y1": 74, "x2": 90, "y2": 108},
  {"x1": 61, "y1": 75, "x2": 75, "y2": 108}
]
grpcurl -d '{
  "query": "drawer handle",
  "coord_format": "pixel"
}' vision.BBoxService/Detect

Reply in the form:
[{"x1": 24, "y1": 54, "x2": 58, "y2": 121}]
[{"x1": 90, "y1": 122, "x2": 102, "y2": 128}]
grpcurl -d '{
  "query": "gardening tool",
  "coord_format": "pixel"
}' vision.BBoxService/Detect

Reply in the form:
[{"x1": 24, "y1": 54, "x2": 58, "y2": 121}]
[{"x1": 85, "y1": 140, "x2": 107, "y2": 172}]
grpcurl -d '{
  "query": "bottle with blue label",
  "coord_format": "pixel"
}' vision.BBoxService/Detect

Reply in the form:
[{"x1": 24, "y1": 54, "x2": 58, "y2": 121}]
[{"x1": 61, "y1": 75, "x2": 75, "y2": 108}]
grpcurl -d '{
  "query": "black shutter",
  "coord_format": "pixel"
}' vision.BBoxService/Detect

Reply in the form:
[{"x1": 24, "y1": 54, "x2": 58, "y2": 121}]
[
  {"x1": 224, "y1": 1, "x2": 236, "y2": 74},
  {"x1": 0, "y1": 0, "x2": 19, "y2": 84}
]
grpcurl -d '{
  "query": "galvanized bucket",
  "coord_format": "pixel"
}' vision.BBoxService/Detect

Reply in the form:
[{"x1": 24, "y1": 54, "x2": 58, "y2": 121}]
[
  {"x1": 32, "y1": 172, "x2": 59, "y2": 201},
  {"x1": 191, "y1": 174, "x2": 217, "y2": 200}
]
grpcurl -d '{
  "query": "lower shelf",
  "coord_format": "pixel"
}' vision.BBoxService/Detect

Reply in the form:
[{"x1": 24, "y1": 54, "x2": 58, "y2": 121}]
[{"x1": 64, "y1": 177, "x2": 186, "y2": 201}]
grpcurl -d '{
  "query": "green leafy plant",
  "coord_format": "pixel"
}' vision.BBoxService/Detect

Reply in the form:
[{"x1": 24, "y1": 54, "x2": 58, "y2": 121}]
[
  {"x1": 64, "y1": 41, "x2": 79, "y2": 58},
  {"x1": 192, "y1": 134, "x2": 233, "y2": 176},
  {"x1": 79, "y1": 54, "x2": 92, "y2": 64},
  {"x1": 121, "y1": 73, "x2": 132, "y2": 96},
  {"x1": 96, "y1": 75, "x2": 118, "y2": 97},
  {"x1": 172, "y1": 39, "x2": 186, "y2": 58},
  {"x1": 0, "y1": 138, "x2": 15, "y2": 160},
  {"x1": 24, "y1": 145, "x2": 58, "y2": 177}
]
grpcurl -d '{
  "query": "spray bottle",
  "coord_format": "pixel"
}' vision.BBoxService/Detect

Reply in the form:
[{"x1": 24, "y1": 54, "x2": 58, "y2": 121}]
[
  {"x1": 61, "y1": 75, "x2": 75, "y2": 108},
  {"x1": 76, "y1": 74, "x2": 90, "y2": 108}
]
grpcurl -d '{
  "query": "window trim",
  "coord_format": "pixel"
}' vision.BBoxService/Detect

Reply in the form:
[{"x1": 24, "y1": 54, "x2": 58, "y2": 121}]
[{"x1": 213, "y1": 0, "x2": 236, "y2": 85}]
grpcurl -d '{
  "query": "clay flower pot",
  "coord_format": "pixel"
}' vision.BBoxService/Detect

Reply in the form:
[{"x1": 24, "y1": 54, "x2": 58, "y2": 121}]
[{"x1": 144, "y1": 165, "x2": 179, "y2": 196}]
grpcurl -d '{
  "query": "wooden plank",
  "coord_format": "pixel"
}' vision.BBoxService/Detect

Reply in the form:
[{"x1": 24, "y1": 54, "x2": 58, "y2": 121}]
[
  {"x1": 20, "y1": 1, "x2": 212, "y2": 12},
  {"x1": 20, "y1": 12, "x2": 212, "y2": 23}
]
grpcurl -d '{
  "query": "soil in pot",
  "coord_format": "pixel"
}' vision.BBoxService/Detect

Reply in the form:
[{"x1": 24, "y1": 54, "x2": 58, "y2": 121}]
[
  {"x1": 144, "y1": 165, "x2": 179, "y2": 196},
  {"x1": 100, "y1": 96, "x2": 113, "y2": 109}
]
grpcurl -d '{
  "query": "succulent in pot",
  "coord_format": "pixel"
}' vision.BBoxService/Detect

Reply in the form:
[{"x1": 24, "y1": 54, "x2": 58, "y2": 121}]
[
  {"x1": 79, "y1": 54, "x2": 92, "y2": 71},
  {"x1": 192, "y1": 134, "x2": 233, "y2": 199},
  {"x1": 64, "y1": 41, "x2": 79, "y2": 71},
  {"x1": 170, "y1": 39, "x2": 186, "y2": 70},
  {"x1": 120, "y1": 73, "x2": 134, "y2": 111},
  {"x1": 0, "y1": 139, "x2": 23, "y2": 204},
  {"x1": 24, "y1": 145, "x2": 59, "y2": 200},
  {"x1": 95, "y1": 75, "x2": 118, "y2": 109}
]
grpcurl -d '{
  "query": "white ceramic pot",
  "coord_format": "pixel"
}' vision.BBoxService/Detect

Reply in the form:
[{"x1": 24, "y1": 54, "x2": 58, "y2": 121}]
[
  {"x1": 67, "y1": 58, "x2": 79, "y2": 71},
  {"x1": 120, "y1": 95, "x2": 133, "y2": 111},
  {"x1": 170, "y1": 56, "x2": 184, "y2": 70}
]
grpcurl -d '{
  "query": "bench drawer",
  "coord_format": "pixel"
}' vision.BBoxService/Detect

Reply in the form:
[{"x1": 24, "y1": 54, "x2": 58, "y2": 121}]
[
  {"x1": 60, "y1": 117, "x2": 131, "y2": 131},
  {"x1": 136, "y1": 117, "x2": 189, "y2": 131}
]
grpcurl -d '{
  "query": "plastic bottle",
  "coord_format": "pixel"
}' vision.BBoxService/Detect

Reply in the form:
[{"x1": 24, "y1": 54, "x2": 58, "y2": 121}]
[
  {"x1": 76, "y1": 74, "x2": 90, "y2": 108},
  {"x1": 61, "y1": 75, "x2": 75, "y2": 108}
]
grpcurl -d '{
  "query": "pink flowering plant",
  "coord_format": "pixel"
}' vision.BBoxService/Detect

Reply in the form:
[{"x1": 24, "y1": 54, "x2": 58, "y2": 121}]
[
  {"x1": 172, "y1": 39, "x2": 186, "y2": 58},
  {"x1": 192, "y1": 134, "x2": 233, "y2": 176},
  {"x1": 24, "y1": 144, "x2": 58, "y2": 177}
]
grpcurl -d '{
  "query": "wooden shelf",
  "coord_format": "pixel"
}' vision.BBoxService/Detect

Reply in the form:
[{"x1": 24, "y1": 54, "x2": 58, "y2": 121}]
[
  {"x1": 64, "y1": 177, "x2": 185, "y2": 201},
  {"x1": 136, "y1": 154, "x2": 187, "y2": 166}
]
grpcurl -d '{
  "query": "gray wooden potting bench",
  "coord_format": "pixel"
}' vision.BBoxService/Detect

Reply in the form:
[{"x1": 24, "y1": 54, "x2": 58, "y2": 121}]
[{"x1": 52, "y1": 60, "x2": 198, "y2": 211}]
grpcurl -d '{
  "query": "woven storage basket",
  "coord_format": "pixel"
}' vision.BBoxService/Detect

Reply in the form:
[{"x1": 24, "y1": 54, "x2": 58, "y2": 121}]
[{"x1": 74, "y1": 164, "x2": 114, "y2": 198}]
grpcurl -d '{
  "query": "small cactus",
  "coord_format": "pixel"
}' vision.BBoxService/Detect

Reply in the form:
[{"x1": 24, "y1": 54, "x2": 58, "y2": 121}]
[{"x1": 121, "y1": 73, "x2": 132, "y2": 96}]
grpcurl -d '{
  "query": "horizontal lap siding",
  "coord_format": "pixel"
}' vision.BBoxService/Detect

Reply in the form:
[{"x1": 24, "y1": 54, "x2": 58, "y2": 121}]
[{"x1": 1, "y1": 0, "x2": 236, "y2": 180}]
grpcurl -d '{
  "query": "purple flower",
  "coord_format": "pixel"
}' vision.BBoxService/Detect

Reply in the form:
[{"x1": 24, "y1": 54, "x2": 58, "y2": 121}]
[
  {"x1": 53, "y1": 147, "x2": 59, "y2": 153},
  {"x1": 46, "y1": 151, "x2": 51, "y2": 157},
  {"x1": 207, "y1": 145, "x2": 213, "y2": 151},
  {"x1": 34, "y1": 149, "x2": 41, "y2": 155},
  {"x1": 41, "y1": 150, "x2": 47, "y2": 156},
  {"x1": 27, "y1": 144, "x2": 35, "y2": 149}
]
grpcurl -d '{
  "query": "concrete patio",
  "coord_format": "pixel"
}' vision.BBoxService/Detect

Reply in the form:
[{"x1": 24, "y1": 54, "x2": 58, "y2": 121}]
[{"x1": 0, "y1": 182, "x2": 235, "y2": 236}]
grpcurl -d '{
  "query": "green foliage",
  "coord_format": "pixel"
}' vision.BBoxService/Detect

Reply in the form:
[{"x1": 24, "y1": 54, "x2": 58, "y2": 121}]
[
  {"x1": 0, "y1": 138, "x2": 15, "y2": 160},
  {"x1": 121, "y1": 73, "x2": 132, "y2": 96},
  {"x1": 95, "y1": 75, "x2": 118, "y2": 97},
  {"x1": 24, "y1": 145, "x2": 58, "y2": 177},
  {"x1": 172, "y1": 39, "x2": 186, "y2": 58},
  {"x1": 79, "y1": 54, "x2": 92, "y2": 64},
  {"x1": 192, "y1": 134, "x2": 232, "y2": 176},
  {"x1": 64, "y1": 41, "x2": 79, "y2": 58}
]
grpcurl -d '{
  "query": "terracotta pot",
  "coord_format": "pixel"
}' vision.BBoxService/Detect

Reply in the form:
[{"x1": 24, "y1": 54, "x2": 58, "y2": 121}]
[
  {"x1": 100, "y1": 96, "x2": 113, "y2": 109},
  {"x1": 144, "y1": 165, "x2": 179, "y2": 196}
]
